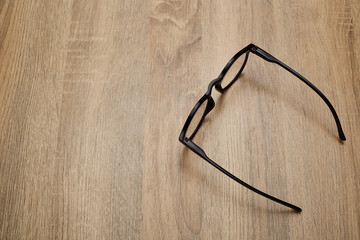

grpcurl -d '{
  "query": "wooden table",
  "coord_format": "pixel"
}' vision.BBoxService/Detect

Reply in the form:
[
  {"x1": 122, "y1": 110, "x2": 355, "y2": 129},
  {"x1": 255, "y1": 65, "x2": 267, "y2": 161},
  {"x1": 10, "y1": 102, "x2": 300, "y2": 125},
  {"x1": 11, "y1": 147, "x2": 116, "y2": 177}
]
[{"x1": 1, "y1": 0, "x2": 359, "y2": 239}]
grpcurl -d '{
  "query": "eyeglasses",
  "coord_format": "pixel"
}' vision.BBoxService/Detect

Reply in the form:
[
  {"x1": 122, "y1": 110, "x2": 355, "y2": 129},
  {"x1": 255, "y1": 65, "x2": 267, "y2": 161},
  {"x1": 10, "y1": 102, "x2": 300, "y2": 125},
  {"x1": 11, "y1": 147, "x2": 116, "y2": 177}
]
[{"x1": 179, "y1": 43, "x2": 346, "y2": 212}]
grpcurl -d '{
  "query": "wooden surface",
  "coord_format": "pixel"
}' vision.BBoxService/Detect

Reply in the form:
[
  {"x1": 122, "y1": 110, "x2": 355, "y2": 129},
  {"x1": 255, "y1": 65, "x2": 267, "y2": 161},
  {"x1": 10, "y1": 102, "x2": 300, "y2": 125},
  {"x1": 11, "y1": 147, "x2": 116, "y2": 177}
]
[{"x1": 0, "y1": 0, "x2": 359, "y2": 239}]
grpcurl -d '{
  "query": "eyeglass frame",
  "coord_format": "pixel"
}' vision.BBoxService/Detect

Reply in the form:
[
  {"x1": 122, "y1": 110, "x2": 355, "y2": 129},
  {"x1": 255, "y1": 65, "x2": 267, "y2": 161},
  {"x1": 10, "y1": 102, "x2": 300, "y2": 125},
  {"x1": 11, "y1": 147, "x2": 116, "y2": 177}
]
[{"x1": 179, "y1": 43, "x2": 346, "y2": 212}]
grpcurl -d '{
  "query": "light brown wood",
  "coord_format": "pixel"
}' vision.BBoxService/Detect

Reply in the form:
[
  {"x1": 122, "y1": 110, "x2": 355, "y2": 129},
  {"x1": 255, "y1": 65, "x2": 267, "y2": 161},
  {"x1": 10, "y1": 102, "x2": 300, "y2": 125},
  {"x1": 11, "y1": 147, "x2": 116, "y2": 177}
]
[{"x1": 1, "y1": 0, "x2": 359, "y2": 239}]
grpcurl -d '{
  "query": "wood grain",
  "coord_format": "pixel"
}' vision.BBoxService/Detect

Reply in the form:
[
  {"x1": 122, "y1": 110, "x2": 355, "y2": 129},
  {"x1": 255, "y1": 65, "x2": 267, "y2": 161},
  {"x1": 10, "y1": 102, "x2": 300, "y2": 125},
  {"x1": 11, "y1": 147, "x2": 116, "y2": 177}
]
[{"x1": 0, "y1": 0, "x2": 359, "y2": 239}]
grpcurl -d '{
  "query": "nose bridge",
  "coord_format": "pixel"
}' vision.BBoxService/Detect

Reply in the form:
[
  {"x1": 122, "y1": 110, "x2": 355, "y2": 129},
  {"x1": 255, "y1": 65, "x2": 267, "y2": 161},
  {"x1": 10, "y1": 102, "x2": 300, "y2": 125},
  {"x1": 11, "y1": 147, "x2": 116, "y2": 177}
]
[{"x1": 206, "y1": 78, "x2": 221, "y2": 95}]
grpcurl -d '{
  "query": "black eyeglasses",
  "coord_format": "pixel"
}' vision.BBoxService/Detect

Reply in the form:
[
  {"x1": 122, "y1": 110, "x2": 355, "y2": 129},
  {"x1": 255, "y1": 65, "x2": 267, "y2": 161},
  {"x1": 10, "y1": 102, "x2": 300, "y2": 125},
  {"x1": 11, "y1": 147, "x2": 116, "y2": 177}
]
[{"x1": 179, "y1": 43, "x2": 346, "y2": 212}]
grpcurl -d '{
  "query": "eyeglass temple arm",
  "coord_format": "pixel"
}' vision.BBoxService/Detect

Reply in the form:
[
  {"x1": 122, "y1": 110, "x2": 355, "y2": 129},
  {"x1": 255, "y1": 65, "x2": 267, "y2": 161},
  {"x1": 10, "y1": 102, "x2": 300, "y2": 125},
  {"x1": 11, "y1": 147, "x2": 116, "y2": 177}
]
[
  {"x1": 184, "y1": 138, "x2": 302, "y2": 212},
  {"x1": 250, "y1": 45, "x2": 346, "y2": 141}
]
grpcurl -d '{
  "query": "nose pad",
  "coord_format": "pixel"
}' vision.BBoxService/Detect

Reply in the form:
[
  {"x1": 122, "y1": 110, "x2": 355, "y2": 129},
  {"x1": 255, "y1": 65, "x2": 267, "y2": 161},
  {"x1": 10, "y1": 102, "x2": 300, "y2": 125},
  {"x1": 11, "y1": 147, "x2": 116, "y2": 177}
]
[
  {"x1": 215, "y1": 84, "x2": 225, "y2": 93},
  {"x1": 204, "y1": 97, "x2": 215, "y2": 115}
]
